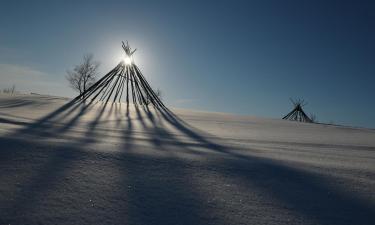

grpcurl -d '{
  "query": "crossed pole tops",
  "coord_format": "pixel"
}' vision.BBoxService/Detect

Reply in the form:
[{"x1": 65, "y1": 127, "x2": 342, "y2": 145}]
[{"x1": 122, "y1": 41, "x2": 137, "y2": 57}]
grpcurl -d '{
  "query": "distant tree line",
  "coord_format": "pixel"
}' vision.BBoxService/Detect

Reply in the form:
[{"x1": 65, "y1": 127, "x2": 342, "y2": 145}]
[{"x1": 2, "y1": 85, "x2": 16, "y2": 94}]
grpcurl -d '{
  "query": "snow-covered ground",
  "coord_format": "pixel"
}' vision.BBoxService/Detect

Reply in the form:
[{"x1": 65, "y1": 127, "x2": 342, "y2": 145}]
[{"x1": 0, "y1": 94, "x2": 374, "y2": 225}]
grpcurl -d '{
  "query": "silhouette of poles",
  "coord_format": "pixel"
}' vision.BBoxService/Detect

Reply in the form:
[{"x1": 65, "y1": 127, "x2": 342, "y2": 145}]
[
  {"x1": 282, "y1": 99, "x2": 313, "y2": 123},
  {"x1": 72, "y1": 41, "x2": 166, "y2": 110}
]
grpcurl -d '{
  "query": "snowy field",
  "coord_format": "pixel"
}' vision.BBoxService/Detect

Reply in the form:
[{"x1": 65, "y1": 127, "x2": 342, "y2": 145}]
[{"x1": 0, "y1": 94, "x2": 374, "y2": 225}]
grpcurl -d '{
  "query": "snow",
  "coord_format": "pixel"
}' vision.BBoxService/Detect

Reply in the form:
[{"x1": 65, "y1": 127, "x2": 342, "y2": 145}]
[{"x1": 0, "y1": 94, "x2": 374, "y2": 225}]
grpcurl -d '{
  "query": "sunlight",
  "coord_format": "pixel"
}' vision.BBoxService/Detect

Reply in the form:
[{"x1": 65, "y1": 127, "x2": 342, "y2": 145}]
[{"x1": 124, "y1": 56, "x2": 132, "y2": 65}]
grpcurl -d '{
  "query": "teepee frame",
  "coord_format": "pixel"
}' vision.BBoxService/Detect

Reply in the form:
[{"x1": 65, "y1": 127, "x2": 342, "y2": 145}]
[
  {"x1": 282, "y1": 98, "x2": 313, "y2": 123},
  {"x1": 73, "y1": 41, "x2": 165, "y2": 109}
]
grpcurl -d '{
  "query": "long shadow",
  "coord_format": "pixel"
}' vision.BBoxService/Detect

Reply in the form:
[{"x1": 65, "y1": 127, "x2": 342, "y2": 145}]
[
  {"x1": 84, "y1": 101, "x2": 113, "y2": 141},
  {"x1": 0, "y1": 98, "x2": 106, "y2": 224},
  {"x1": 135, "y1": 106, "x2": 209, "y2": 156},
  {"x1": 204, "y1": 154, "x2": 375, "y2": 225},
  {"x1": 0, "y1": 138, "x2": 85, "y2": 224},
  {"x1": 2, "y1": 98, "x2": 100, "y2": 141},
  {"x1": 0, "y1": 98, "x2": 374, "y2": 225},
  {"x1": 0, "y1": 99, "x2": 148, "y2": 224},
  {"x1": 118, "y1": 105, "x2": 211, "y2": 225},
  {"x1": 133, "y1": 104, "x2": 375, "y2": 225},
  {"x1": 5, "y1": 99, "x2": 84, "y2": 137},
  {"x1": 0, "y1": 117, "x2": 30, "y2": 126}
]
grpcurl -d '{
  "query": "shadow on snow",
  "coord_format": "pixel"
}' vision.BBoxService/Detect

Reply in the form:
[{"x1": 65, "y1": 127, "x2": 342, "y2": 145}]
[{"x1": 0, "y1": 99, "x2": 374, "y2": 225}]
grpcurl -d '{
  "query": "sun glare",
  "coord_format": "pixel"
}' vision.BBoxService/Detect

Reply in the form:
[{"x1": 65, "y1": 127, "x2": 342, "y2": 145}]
[{"x1": 124, "y1": 56, "x2": 132, "y2": 65}]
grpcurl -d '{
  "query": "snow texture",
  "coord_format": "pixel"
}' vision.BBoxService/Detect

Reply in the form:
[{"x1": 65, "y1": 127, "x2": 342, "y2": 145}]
[{"x1": 0, "y1": 94, "x2": 374, "y2": 225}]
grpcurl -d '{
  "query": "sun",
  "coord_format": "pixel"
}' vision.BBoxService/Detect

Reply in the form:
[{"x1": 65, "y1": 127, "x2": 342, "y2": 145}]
[{"x1": 124, "y1": 56, "x2": 132, "y2": 65}]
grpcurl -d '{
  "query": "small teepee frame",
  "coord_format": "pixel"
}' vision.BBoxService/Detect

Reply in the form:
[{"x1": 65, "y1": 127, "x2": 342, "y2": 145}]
[{"x1": 282, "y1": 98, "x2": 313, "y2": 123}]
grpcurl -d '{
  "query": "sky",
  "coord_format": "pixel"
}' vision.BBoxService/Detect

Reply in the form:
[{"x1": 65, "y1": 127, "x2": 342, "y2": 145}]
[{"x1": 0, "y1": 0, "x2": 374, "y2": 128}]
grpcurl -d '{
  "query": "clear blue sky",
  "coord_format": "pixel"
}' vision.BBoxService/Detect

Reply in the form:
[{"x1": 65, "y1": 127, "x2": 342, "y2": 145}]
[{"x1": 1, "y1": 0, "x2": 374, "y2": 128}]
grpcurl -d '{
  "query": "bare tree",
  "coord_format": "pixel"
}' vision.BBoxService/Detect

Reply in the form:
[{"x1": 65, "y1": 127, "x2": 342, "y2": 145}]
[
  {"x1": 66, "y1": 54, "x2": 100, "y2": 99},
  {"x1": 2, "y1": 85, "x2": 16, "y2": 94}
]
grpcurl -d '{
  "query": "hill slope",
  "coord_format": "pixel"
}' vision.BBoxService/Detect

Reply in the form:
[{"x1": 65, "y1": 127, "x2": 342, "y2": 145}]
[{"x1": 0, "y1": 94, "x2": 374, "y2": 225}]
